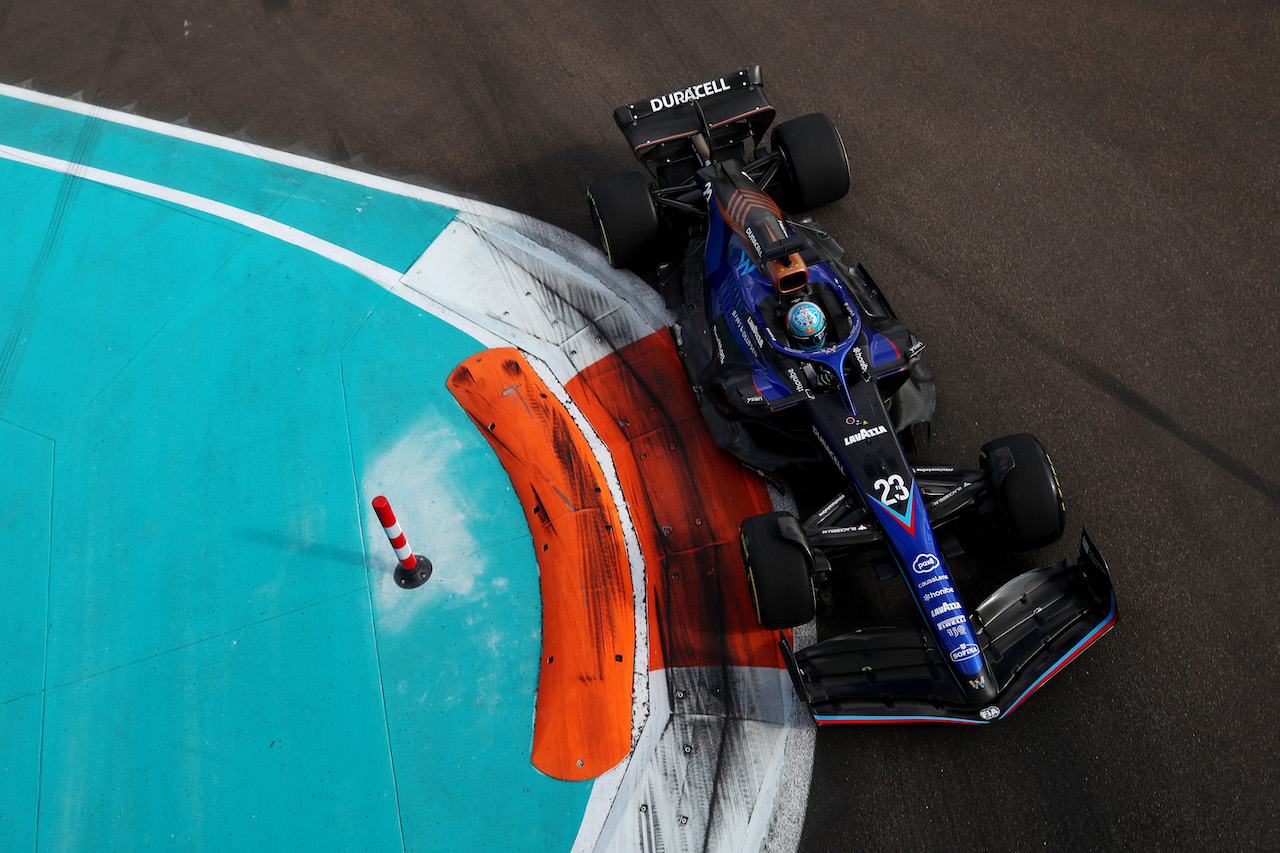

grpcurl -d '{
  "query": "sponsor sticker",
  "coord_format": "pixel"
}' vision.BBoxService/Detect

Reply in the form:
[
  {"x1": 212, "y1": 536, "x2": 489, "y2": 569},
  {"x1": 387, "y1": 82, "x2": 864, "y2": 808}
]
[
  {"x1": 843, "y1": 425, "x2": 888, "y2": 446},
  {"x1": 912, "y1": 553, "x2": 940, "y2": 575},
  {"x1": 932, "y1": 484, "x2": 966, "y2": 505},
  {"x1": 917, "y1": 573, "x2": 951, "y2": 589},
  {"x1": 929, "y1": 601, "x2": 962, "y2": 618},
  {"x1": 937, "y1": 615, "x2": 966, "y2": 631},
  {"x1": 811, "y1": 426, "x2": 846, "y2": 475},
  {"x1": 980, "y1": 706, "x2": 1001, "y2": 721},
  {"x1": 921, "y1": 586, "x2": 954, "y2": 601},
  {"x1": 729, "y1": 310, "x2": 756, "y2": 357},
  {"x1": 950, "y1": 643, "x2": 980, "y2": 662},
  {"x1": 648, "y1": 77, "x2": 731, "y2": 112}
]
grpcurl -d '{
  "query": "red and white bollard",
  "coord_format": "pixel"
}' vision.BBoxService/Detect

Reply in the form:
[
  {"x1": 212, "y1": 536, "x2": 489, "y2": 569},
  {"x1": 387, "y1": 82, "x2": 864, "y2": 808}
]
[{"x1": 372, "y1": 495, "x2": 432, "y2": 589}]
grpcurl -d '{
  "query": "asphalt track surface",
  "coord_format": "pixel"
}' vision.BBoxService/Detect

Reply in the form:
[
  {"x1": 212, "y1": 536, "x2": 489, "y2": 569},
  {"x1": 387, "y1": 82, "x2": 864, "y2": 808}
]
[{"x1": 2, "y1": 2, "x2": 1277, "y2": 850}]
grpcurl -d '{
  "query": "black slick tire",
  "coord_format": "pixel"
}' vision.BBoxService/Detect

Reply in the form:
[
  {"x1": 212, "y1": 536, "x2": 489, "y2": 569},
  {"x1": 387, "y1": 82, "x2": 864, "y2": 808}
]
[
  {"x1": 980, "y1": 433, "x2": 1067, "y2": 550},
  {"x1": 770, "y1": 113, "x2": 850, "y2": 212},
  {"x1": 740, "y1": 511, "x2": 816, "y2": 629},
  {"x1": 586, "y1": 172, "x2": 659, "y2": 269}
]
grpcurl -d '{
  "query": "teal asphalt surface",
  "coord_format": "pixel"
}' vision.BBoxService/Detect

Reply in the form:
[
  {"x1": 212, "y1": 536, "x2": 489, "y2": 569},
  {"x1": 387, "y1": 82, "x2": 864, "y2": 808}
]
[{"x1": 0, "y1": 89, "x2": 591, "y2": 851}]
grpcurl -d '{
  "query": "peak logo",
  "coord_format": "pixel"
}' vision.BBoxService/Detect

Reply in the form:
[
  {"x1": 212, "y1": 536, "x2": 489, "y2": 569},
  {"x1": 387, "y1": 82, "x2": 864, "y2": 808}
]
[
  {"x1": 929, "y1": 601, "x2": 962, "y2": 617},
  {"x1": 912, "y1": 553, "x2": 940, "y2": 575},
  {"x1": 843, "y1": 425, "x2": 887, "y2": 445}
]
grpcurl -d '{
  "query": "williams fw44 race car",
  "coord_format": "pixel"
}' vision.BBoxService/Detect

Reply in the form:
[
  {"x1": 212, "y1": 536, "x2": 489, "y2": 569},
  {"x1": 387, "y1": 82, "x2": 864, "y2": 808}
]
[{"x1": 587, "y1": 67, "x2": 1117, "y2": 724}]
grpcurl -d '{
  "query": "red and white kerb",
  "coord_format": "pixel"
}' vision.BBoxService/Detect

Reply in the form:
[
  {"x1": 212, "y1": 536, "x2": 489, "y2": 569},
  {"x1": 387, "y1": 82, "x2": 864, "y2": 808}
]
[{"x1": 372, "y1": 495, "x2": 417, "y2": 571}]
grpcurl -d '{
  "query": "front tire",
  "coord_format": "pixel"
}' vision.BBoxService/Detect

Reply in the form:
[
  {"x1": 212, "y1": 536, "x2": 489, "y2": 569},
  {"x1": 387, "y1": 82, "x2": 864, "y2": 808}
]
[
  {"x1": 770, "y1": 113, "x2": 850, "y2": 212},
  {"x1": 740, "y1": 512, "x2": 816, "y2": 629},
  {"x1": 980, "y1": 433, "x2": 1067, "y2": 550},
  {"x1": 586, "y1": 172, "x2": 659, "y2": 269}
]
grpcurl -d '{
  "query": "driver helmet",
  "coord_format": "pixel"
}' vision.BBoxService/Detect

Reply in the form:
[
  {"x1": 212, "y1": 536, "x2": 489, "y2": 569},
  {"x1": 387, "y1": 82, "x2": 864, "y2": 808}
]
[{"x1": 786, "y1": 301, "x2": 828, "y2": 351}]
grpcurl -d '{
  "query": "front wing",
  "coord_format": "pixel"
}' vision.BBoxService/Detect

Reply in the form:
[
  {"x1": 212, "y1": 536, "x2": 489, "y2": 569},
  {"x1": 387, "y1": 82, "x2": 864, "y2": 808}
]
[{"x1": 782, "y1": 530, "x2": 1117, "y2": 724}]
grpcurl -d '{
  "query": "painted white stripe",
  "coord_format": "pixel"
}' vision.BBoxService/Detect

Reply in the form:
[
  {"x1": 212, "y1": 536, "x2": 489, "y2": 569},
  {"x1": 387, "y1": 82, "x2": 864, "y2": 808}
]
[
  {"x1": 381, "y1": 521, "x2": 403, "y2": 540},
  {"x1": 0, "y1": 139, "x2": 514, "y2": 356},
  {"x1": 0, "y1": 143, "x2": 404, "y2": 287},
  {"x1": 393, "y1": 543, "x2": 413, "y2": 561}
]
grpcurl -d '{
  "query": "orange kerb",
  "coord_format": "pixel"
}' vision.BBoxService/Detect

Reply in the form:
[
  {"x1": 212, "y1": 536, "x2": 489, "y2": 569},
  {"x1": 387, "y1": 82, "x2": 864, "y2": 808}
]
[
  {"x1": 566, "y1": 330, "x2": 786, "y2": 672},
  {"x1": 447, "y1": 349, "x2": 633, "y2": 782}
]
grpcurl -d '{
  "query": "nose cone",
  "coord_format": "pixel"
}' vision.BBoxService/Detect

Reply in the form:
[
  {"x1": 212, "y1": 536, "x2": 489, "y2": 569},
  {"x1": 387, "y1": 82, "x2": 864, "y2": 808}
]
[{"x1": 962, "y1": 662, "x2": 998, "y2": 707}]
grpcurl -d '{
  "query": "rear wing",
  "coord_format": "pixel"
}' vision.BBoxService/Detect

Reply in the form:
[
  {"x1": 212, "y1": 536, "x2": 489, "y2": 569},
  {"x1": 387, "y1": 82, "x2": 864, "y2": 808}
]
[{"x1": 612, "y1": 66, "x2": 775, "y2": 170}]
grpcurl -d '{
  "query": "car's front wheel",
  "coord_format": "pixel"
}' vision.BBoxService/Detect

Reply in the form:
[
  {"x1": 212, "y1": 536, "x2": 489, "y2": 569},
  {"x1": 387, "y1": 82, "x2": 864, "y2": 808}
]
[
  {"x1": 770, "y1": 112, "x2": 850, "y2": 213},
  {"x1": 586, "y1": 171, "x2": 660, "y2": 269},
  {"x1": 740, "y1": 512, "x2": 816, "y2": 629},
  {"x1": 980, "y1": 433, "x2": 1067, "y2": 550}
]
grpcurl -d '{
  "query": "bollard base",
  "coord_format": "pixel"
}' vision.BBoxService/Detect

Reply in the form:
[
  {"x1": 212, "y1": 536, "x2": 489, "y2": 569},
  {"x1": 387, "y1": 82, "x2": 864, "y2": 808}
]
[{"x1": 395, "y1": 558, "x2": 433, "y2": 589}]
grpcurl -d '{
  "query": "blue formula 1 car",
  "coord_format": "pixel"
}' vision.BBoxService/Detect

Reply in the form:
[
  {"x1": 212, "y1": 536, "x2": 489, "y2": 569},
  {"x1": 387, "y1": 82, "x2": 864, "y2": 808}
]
[{"x1": 587, "y1": 67, "x2": 1117, "y2": 724}]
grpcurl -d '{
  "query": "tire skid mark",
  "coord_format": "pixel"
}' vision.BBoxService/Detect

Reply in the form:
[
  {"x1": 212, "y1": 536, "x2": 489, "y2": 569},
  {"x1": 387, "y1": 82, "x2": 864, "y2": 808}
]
[{"x1": 0, "y1": 11, "x2": 132, "y2": 415}]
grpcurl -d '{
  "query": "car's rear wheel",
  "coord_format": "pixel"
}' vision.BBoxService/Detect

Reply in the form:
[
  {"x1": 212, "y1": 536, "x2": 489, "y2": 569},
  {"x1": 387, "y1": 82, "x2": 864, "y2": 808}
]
[
  {"x1": 770, "y1": 113, "x2": 850, "y2": 212},
  {"x1": 980, "y1": 433, "x2": 1067, "y2": 550},
  {"x1": 586, "y1": 171, "x2": 660, "y2": 269},
  {"x1": 740, "y1": 511, "x2": 816, "y2": 629}
]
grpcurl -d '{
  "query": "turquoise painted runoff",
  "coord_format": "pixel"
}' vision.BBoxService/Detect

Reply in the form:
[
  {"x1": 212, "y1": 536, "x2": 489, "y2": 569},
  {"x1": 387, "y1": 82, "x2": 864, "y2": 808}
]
[{"x1": 0, "y1": 92, "x2": 591, "y2": 852}]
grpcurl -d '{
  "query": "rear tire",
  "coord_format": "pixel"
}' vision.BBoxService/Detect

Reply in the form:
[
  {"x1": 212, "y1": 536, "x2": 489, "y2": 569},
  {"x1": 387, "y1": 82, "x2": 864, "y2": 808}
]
[
  {"x1": 586, "y1": 172, "x2": 660, "y2": 269},
  {"x1": 980, "y1": 433, "x2": 1067, "y2": 550},
  {"x1": 770, "y1": 113, "x2": 850, "y2": 212},
  {"x1": 740, "y1": 512, "x2": 816, "y2": 629}
]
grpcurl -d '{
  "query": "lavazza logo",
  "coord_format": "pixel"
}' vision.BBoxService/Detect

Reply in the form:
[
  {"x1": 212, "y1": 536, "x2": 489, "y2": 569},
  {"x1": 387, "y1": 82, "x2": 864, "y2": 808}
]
[
  {"x1": 843, "y1": 425, "x2": 887, "y2": 446},
  {"x1": 929, "y1": 601, "x2": 963, "y2": 618},
  {"x1": 649, "y1": 77, "x2": 731, "y2": 112}
]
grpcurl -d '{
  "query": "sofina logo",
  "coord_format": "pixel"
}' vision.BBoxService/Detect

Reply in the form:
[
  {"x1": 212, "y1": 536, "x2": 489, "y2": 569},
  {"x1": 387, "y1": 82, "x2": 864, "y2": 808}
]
[
  {"x1": 950, "y1": 643, "x2": 980, "y2": 662},
  {"x1": 912, "y1": 553, "x2": 940, "y2": 575}
]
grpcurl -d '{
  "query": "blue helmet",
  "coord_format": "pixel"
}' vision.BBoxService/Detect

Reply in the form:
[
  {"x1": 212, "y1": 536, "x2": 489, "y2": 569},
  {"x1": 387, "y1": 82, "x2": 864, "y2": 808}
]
[{"x1": 786, "y1": 301, "x2": 828, "y2": 351}]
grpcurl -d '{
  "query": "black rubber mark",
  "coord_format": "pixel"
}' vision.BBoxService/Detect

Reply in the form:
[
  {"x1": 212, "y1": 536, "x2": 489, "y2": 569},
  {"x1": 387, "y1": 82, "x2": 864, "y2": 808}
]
[
  {"x1": 1019, "y1": 316, "x2": 1280, "y2": 506},
  {"x1": 0, "y1": 11, "x2": 133, "y2": 413}
]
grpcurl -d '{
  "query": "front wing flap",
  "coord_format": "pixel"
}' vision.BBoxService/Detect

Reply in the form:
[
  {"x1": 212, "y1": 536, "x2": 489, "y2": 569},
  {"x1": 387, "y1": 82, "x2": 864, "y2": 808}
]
[{"x1": 784, "y1": 530, "x2": 1117, "y2": 724}]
